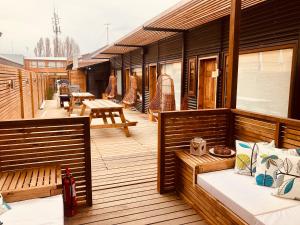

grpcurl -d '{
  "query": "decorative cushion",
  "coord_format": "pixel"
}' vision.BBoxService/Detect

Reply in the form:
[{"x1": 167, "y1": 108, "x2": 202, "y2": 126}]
[
  {"x1": 255, "y1": 145, "x2": 300, "y2": 188},
  {"x1": 272, "y1": 154, "x2": 300, "y2": 200},
  {"x1": 235, "y1": 140, "x2": 274, "y2": 176},
  {"x1": 0, "y1": 194, "x2": 10, "y2": 215}
]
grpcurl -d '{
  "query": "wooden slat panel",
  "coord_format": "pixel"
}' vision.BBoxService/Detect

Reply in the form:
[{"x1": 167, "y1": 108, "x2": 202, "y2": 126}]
[
  {"x1": 0, "y1": 117, "x2": 92, "y2": 207},
  {"x1": 158, "y1": 108, "x2": 230, "y2": 193}
]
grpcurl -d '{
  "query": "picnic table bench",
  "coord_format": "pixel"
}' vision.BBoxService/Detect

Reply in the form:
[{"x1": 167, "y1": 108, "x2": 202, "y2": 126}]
[
  {"x1": 80, "y1": 99, "x2": 137, "y2": 137},
  {"x1": 69, "y1": 92, "x2": 95, "y2": 115}
]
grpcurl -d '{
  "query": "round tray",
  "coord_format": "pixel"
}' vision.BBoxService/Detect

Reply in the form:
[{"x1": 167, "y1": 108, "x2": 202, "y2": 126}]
[{"x1": 209, "y1": 148, "x2": 236, "y2": 158}]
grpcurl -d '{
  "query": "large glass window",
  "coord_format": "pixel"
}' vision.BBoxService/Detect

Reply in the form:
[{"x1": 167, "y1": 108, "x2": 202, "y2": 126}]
[
  {"x1": 236, "y1": 48, "x2": 293, "y2": 117},
  {"x1": 48, "y1": 61, "x2": 56, "y2": 68},
  {"x1": 56, "y1": 62, "x2": 65, "y2": 68},
  {"x1": 37, "y1": 61, "x2": 45, "y2": 68},
  {"x1": 30, "y1": 61, "x2": 37, "y2": 68},
  {"x1": 160, "y1": 62, "x2": 182, "y2": 110},
  {"x1": 132, "y1": 68, "x2": 143, "y2": 102},
  {"x1": 116, "y1": 70, "x2": 122, "y2": 95}
]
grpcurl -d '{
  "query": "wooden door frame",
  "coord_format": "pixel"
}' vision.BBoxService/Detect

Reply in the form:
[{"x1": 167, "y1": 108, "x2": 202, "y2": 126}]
[{"x1": 197, "y1": 55, "x2": 219, "y2": 109}]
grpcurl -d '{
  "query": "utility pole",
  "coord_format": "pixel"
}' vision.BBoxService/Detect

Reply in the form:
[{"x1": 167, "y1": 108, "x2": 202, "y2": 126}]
[
  {"x1": 52, "y1": 8, "x2": 61, "y2": 57},
  {"x1": 104, "y1": 23, "x2": 110, "y2": 45}
]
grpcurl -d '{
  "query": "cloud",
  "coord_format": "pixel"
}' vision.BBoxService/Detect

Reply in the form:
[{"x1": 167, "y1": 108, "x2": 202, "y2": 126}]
[{"x1": 0, "y1": 0, "x2": 181, "y2": 56}]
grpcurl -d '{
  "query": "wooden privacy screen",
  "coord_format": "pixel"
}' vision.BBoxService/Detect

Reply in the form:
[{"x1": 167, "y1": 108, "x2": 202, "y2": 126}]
[
  {"x1": 232, "y1": 109, "x2": 300, "y2": 149},
  {"x1": 0, "y1": 64, "x2": 21, "y2": 120},
  {"x1": 158, "y1": 108, "x2": 300, "y2": 193},
  {"x1": 0, "y1": 117, "x2": 92, "y2": 206},
  {"x1": 0, "y1": 63, "x2": 47, "y2": 120},
  {"x1": 158, "y1": 109, "x2": 231, "y2": 193}
]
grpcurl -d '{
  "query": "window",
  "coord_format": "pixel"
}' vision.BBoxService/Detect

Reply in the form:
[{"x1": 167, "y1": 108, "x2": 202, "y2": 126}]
[
  {"x1": 188, "y1": 57, "x2": 197, "y2": 96},
  {"x1": 37, "y1": 61, "x2": 45, "y2": 68},
  {"x1": 160, "y1": 62, "x2": 182, "y2": 110},
  {"x1": 30, "y1": 61, "x2": 37, "y2": 68},
  {"x1": 56, "y1": 61, "x2": 65, "y2": 68},
  {"x1": 116, "y1": 70, "x2": 122, "y2": 95},
  {"x1": 236, "y1": 48, "x2": 293, "y2": 117},
  {"x1": 132, "y1": 68, "x2": 143, "y2": 102},
  {"x1": 48, "y1": 61, "x2": 56, "y2": 68}
]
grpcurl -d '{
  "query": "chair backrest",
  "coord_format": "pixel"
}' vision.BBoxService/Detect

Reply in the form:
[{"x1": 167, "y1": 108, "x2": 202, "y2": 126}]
[
  {"x1": 105, "y1": 75, "x2": 117, "y2": 99},
  {"x1": 149, "y1": 74, "x2": 175, "y2": 112},
  {"x1": 122, "y1": 76, "x2": 138, "y2": 105}
]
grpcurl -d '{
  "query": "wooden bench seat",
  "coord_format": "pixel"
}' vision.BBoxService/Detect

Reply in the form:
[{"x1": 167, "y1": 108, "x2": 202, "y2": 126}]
[
  {"x1": 158, "y1": 108, "x2": 300, "y2": 225},
  {"x1": 0, "y1": 165, "x2": 62, "y2": 203}
]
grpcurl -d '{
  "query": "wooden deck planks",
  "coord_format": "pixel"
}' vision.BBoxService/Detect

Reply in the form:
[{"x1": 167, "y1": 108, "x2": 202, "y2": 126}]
[{"x1": 40, "y1": 99, "x2": 206, "y2": 225}]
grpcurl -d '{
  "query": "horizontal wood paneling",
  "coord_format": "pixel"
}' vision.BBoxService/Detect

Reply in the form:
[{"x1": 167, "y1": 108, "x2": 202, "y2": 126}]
[
  {"x1": 0, "y1": 64, "x2": 21, "y2": 120},
  {"x1": 0, "y1": 117, "x2": 92, "y2": 206},
  {"x1": 158, "y1": 109, "x2": 230, "y2": 193},
  {"x1": 0, "y1": 64, "x2": 46, "y2": 121},
  {"x1": 159, "y1": 34, "x2": 182, "y2": 62}
]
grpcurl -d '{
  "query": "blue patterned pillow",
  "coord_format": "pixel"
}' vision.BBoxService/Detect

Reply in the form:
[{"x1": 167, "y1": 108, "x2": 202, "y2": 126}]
[
  {"x1": 272, "y1": 154, "x2": 300, "y2": 200},
  {"x1": 255, "y1": 146, "x2": 300, "y2": 188}
]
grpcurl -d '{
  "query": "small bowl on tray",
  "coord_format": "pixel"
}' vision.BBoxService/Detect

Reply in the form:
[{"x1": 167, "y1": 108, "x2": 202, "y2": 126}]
[{"x1": 209, "y1": 146, "x2": 236, "y2": 158}]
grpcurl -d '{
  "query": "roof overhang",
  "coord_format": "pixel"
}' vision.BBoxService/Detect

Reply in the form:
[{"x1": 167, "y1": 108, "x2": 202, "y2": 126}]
[{"x1": 94, "y1": 0, "x2": 266, "y2": 57}]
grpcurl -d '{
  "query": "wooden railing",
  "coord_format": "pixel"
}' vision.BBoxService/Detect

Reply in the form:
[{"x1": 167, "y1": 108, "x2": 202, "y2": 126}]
[
  {"x1": 0, "y1": 64, "x2": 47, "y2": 120},
  {"x1": 0, "y1": 117, "x2": 92, "y2": 206},
  {"x1": 158, "y1": 108, "x2": 231, "y2": 193},
  {"x1": 158, "y1": 108, "x2": 300, "y2": 193}
]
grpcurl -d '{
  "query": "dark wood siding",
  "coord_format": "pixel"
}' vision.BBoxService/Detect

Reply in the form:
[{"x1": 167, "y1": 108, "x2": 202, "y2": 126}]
[
  {"x1": 145, "y1": 43, "x2": 159, "y2": 64},
  {"x1": 159, "y1": 34, "x2": 182, "y2": 62},
  {"x1": 185, "y1": 19, "x2": 223, "y2": 109}
]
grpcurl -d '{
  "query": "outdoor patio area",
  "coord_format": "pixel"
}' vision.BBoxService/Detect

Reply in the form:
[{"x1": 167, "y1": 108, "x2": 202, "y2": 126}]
[{"x1": 38, "y1": 99, "x2": 206, "y2": 225}]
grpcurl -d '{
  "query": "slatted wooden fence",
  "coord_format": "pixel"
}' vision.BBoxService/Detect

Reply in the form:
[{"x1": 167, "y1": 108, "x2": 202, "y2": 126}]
[
  {"x1": 0, "y1": 116, "x2": 92, "y2": 206},
  {"x1": 158, "y1": 108, "x2": 231, "y2": 193},
  {"x1": 0, "y1": 63, "x2": 47, "y2": 120},
  {"x1": 158, "y1": 108, "x2": 300, "y2": 193}
]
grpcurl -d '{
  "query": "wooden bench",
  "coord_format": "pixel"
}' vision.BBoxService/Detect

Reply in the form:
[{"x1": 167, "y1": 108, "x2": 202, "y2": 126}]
[
  {"x1": 158, "y1": 108, "x2": 300, "y2": 225},
  {"x1": 0, "y1": 166, "x2": 62, "y2": 203},
  {"x1": 0, "y1": 117, "x2": 92, "y2": 207}
]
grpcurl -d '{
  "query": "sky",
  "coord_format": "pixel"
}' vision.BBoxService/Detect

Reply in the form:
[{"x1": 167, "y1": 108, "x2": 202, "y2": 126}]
[{"x1": 0, "y1": 0, "x2": 181, "y2": 56}]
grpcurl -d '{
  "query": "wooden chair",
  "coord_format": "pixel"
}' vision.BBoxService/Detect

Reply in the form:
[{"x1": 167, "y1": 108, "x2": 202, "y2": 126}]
[
  {"x1": 122, "y1": 75, "x2": 137, "y2": 107},
  {"x1": 148, "y1": 74, "x2": 176, "y2": 121}
]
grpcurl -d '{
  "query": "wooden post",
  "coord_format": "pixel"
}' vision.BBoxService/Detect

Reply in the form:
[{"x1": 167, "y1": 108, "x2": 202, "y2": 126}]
[
  {"x1": 18, "y1": 69, "x2": 24, "y2": 119},
  {"x1": 121, "y1": 55, "x2": 125, "y2": 97},
  {"x1": 37, "y1": 74, "x2": 40, "y2": 108},
  {"x1": 180, "y1": 32, "x2": 186, "y2": 110},
  {"x1": 142, "y1": 47, "x2": 146, "y2": 113},
  {"x1": 29, "y1": 72, "x2": 35, "y2": 118},
  {"x1": 225, "y1": 0, "x2": 241, "y2": 109}
]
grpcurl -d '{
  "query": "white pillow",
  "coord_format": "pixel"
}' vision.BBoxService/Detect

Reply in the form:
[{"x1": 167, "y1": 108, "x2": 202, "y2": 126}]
[
  {"x1": 272, "y1": 154, "x2": 300, "y2": 200},
  {"x1": 235, "y1": 140, "x2": 275, "y2": 176}
]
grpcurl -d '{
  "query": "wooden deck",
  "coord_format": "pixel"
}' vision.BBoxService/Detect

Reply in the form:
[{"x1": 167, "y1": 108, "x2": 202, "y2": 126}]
[{"x1": 38, "y1": 99, "x2": 207, "y2": 225}]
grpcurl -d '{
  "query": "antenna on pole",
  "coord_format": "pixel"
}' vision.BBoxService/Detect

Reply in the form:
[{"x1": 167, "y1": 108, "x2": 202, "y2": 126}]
[
  {"x1": 104, "y1": 23, "x2": 110, "y2": 45},
  {"x1": 52, "y1": 8, "x2": 61, "y2": 56}
]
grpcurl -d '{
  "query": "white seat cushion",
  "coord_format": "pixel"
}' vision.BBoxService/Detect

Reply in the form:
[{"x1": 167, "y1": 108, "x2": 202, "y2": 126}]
[
  {"x1": 197, "y1": 169, "x2": 300, "y2": 225},
  {"x1": 0, "y1": 195, "x2": 64, "y2": 225}
]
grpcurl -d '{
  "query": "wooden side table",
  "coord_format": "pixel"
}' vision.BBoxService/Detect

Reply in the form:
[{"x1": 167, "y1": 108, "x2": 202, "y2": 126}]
[{"x1": 175, "y1": 150, "x2": 235, "y2": 187}]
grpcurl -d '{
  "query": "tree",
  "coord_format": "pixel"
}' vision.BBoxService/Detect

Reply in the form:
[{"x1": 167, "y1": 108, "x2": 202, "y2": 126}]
[
  {"x1": 34, "y1": 36, "x2": 80, "y2": 58},
  {"x1": 34, "y1": 37, "x2": 45, "y2": 57},
  {"x1": 45, "y1": 38, "x2": 52, "y2": 57}
]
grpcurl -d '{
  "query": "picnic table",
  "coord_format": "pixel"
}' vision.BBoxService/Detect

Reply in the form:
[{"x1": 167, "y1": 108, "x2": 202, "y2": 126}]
[
  {"x1": 69, "y1": 92, "x2": 95, "y2": 115},
  {"x1": 80, "y1": 99, "x2": 137, "y2": 137}
]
